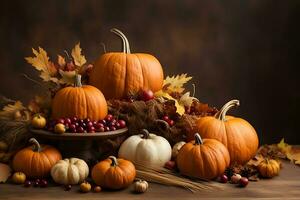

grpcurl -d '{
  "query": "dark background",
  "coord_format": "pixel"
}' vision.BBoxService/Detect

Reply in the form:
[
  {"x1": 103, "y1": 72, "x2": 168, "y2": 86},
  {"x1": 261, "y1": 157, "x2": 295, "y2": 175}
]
[{"x1": 0, "y1": 0, "x2": 299, "y2": 144}]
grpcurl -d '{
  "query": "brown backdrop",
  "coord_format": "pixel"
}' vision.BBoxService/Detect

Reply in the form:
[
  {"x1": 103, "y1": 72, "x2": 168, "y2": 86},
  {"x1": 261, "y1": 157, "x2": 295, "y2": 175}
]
[{"x1": 0, "y1": 0, "x2": 299, "y2": 144}]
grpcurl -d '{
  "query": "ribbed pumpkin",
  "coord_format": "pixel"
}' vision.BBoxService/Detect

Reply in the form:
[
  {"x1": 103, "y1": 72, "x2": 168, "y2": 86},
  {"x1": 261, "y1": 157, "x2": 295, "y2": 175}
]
[
  {"x1": 189, "y1": 100, "x2": 259, "y2": 164},
  {"x1": 12, "y1": 138, "x2": 62, "y2": 178},
  {"x1": 91, "y1": 156, "x2": 136, "y2": 190},
  {"x1": 89, "y1": 28, "x2": 164, "y2": 99},
  {"x1": 177, "y1": 133, "x2": 230, "y2": 180},
  {"x1": 52, "y1": 74, "x2": 107, "y2": 121}
]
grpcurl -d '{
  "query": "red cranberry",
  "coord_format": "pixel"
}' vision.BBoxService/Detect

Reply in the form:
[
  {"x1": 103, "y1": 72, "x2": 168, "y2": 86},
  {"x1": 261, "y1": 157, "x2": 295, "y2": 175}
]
[
  {"x1": 24, "y1": 180, "x2": 32, "y2": 187},
  {"x1": 92, "y1": 121, "x2": 97, "y2": 126},
  {"x1": 118, "y1": 120, "x2": 126, "y2": 128},
  {"x1": 99, "y1": 119, "x2": 107, "y2": 125},
  {"x1": 34, "y1": 179, "x2": 40, "y2": 187},
  {"x1": 163, "y1": 115, "x2": 169, "y2": 121},
  {"x1": 69, "y1": 124, "x2": 76, "y2": 130},
  {"x1": 110, "y1": 126, "x2": 117, "y2": 131},
  {"x1": 95, "y1": 123, "x2": 104, "y2": 129},
  {"x1": 64, "y1": 118, "x2": 72, "y2": 124},
  {"x1": 77, "y1": 127, "x2": 84, "y2": 133},
  {"x1": 141, "y1": 90, "x2": 154, "y2": 101},
  {"x1": 40, "y1": 179, "x2": 48, "y2": 188},
  {"x1": 105, "y1": 114, "x2": 113, "y2": 122},
  {"x1": 99, "y1": 127, "x2": 105, "y2": 132},
  {"x1": 87, "y1": 121, "x2": 93, "y2": 128},
  {"x1": 115, "y1": 122, "x2": 121, "y2": 129},
  {"x1": 56, "y1": 118, "x2": 65, "y2": 124},
  {"x1": 104, "y1": 127, "x2": 110, "y2": 132},
  {"x1": 219, "y1": 174, "x2": 228, "y2": 183},
  {"x1": 84, "y1": 118, "x2": 91, "y2": 123},
  {"x1": 88, "y1": 126, "x2": 95, "y2": 133},
  {"x1": 71, "y1": 116, "x2": 78, "y2": 122},
  {"x1": 70, "y1": 127, "x2": 77, "y2": 133},
  {"x1": 239, "y1": 177, "x2": 249, "y2": 187},
  {"x1": 167, "y1": 119, "x2": 174, "y2": 126},
  {"x1": 64, "y1": 184, "x2": 72, "y2": 191}
]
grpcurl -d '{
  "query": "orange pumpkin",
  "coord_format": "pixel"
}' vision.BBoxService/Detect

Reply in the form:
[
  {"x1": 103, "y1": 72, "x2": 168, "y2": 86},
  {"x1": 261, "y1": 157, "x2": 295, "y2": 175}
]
[
  {"x1": 89, "y1": 28, "x2": 164, "y2": 99},
  {"x1": 91, "y1": 156, "x2": 136, "y2": 190},
  {"x1": 189, "y1": 99, "x2": 259, "y2": 164},
  {"x1": 12, "y1": 138, "x2": 62, "y2": 178},
  {"x1": 52, "y1": 74, "x2": 107, "y2": 121},
  {"x1": 177, "y1": 133, "x2": 230, "y2": 180}
]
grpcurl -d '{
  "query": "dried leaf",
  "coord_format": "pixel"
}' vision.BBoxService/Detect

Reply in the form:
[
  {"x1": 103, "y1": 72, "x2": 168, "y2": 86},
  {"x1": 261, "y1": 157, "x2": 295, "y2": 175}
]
[
  {"x1": 163, "y1": 74, "x2": 192, "y2": 94},
  {"x1": 71, "y1": 43, "x2": 86, "y2": 67},
  {"x1": 57, "y1": 55, "x2": 66, "y2": 67},
  {"x1": 287, "y1": 153, "x2": 300, "y2": 165},
  {"x1": 25, "y1": 47, "x2": 58, "y2": 83},
  {"x1": 155, "y1": 90, "x2": 185, "y2": 115},
  {"x1": 59, "y1": 70, "x2": 76, "y2": 85},
  {"x1": 247, "y1": 154, "x2": 264, "y2": 167},
  {"x1": 277, "y1": 138, "x2": 292, "y2": 154},
  {"x1": 0, "y1": 163, "x2": 11, "y2": 183},
  {"x1": 0, "y1": 101, "x2": 25, "y2": 120},
  {"x1": 179, "y1": 92, "x2": 198, "y2": 108}
]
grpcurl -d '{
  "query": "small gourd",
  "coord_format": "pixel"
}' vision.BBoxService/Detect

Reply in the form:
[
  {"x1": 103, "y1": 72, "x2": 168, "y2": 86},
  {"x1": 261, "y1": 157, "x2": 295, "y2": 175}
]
[
  {"x1": 134, "y1": 179, "x2": 149, "y2": 193},
  {"x1": 258, "y1": 159, "x2": 280, "y2": 178}
]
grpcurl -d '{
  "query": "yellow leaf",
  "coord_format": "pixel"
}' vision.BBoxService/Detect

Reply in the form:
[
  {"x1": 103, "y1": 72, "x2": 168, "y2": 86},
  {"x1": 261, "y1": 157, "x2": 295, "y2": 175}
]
[
  {"x1": 25, "y1": 47, "x2": 58, "y2": 83},
  {"x1": 179, "y1": 92, "x2": 198, "y2": 108},
  {"x1": 59, "y1": 70, "x2": 76, "y2": 85},
  {"x1": 0, "y1": 101, "x2": 25, "y2": 120},
  {"x1": 57, "y1": 55, "x2": 66, "y2": 67},
  {"x1": 163, "y1": 74, "x2": 192, "y2": 94},
  {"x1": 277, "y1": 138, "x2": 292, "y2": 154},
  {"x1": 71, "y1": 43, "x2": 86, "y2": 67},
  {"x1": 287, "y1": 153, "x2": 300, "y2": 165},
  {"x1": 155, "y1": 90, "x2": 185, "y2": 116}
]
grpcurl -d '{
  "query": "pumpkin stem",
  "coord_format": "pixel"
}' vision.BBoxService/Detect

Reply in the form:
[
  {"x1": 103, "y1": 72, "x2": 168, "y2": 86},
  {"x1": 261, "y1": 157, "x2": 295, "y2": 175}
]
[
  {"x1": 110, "y1": 28, "x2": 131, "y2": 54},
  {"x1": 108, "y1": 156, "x2": 118, "y2": 167},
  {"x1": 29, "y1": 138, "x2": 41, "y2": 152},
  {"x1": 194, "y1": 133, "x2": 203, "y2": 145},
  {"x1": 215, "y1": 99, "x2": 240, "y2": 121},
  {"x1": 100, "y1": 42, "x2": 107, "y2": 53},
  {"x1": 192, "y1": 83, "x2": 196, "y2": 97},
  {"x1": 141, "y1": 129, "x2": 150, "y2": 139},
  {"x1": 74, "y1": 74, "x2": 82, "y2": 87}
]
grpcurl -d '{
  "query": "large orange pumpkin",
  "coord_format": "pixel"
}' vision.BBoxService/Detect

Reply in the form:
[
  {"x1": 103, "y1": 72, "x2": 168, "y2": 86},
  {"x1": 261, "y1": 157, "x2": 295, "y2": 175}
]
[
  {"x1": 189, "y1": 99, "x2": 259, "y2": 164},
  {"x1": 12, "y1": 138, "x2": 62, "y2": 178},
  {"x1": 91, "y1": 156, "x2": 136, "y2": 190},
  {"x1": 177, "y1": 133, "x2": 230, "y2": 180},
  {"x1": 52, "y1": 74, "x2": 107, "y2": 121},
  {"x1": 89, "y1": 28, "x2": 164, "y2": 99}
]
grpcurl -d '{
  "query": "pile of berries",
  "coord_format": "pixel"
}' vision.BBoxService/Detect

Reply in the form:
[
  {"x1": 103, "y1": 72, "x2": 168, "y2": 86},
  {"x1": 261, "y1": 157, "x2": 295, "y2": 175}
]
[
  {"x1": 24, "y1": 179, "x2": 48, "y2": 188},
  {"x1": 161, "y1": 115, "x2": 175, "y2": 127},
  {"x1": 45, "y1": 114, "x2": 126, "y2": 133}
]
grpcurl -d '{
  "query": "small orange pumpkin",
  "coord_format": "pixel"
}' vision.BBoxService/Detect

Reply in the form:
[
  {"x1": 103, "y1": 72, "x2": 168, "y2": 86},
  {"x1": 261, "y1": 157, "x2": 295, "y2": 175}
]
[
  {"x1": 12, "y1": 138, "x2": 62, "y2": 178},
  {"x1": 89, "y1": 28, "x2": 164, "y2": 99},
  {"x1": 189, "y1": 100, "x2": 259, "y2": 164},
  {"x1": 177, "y1": 133, "x2": 230, "y2": 180},
  {"x1": 52, "y1": 74, "x2": 107, "y2": 121},
  {"x1": 258, "y1": 159, "x2": 280, "y2": 178},
  {"x1": 91, "y1": 156, "x2": 136, "y2": 190}
]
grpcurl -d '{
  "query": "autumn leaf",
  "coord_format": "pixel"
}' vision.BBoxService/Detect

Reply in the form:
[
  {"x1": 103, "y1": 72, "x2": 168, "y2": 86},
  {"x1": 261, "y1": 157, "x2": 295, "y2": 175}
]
[
  {"x1": 179, "y1": 92, "x2": 198, "y2": 108},
  {"x1": 286, "y1": 153, "x2": 300, "y2": 165},
  {"x1": 59, "y1": 69, "x2": 76, "y2": 85},
  {"x1": 25, "y1": 47, "x2": 59, "y2": 83},
  {"x1": 163, "y1": 74, "x2": 192, "y2": 94},
  {"x1": 0, "y1": 101, "x2": 25, "y2": 120},
  {"x1": 155, "y1": 90, "x2": 185, "y2": 115},
  {"x1": 0, "y1": 163, "x2": 11, "y2": 183},
  {"x1": 277, "y1": 138, "x2": 292, "y2": 154},
  {"x1": 71, "y1": 43, "x2": 86, "y2": 67},
  {"x1": 57, "y1": 55, "x2": 66, "y2": 67}
]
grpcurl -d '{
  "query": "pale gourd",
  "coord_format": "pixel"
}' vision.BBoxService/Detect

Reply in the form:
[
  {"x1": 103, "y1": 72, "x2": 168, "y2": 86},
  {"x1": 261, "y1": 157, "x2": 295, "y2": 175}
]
[
  {"x1": 51, "y1": 158, "x2": 89, "y2": 185},
  {"x1": 118, "y1": 129, "x2": 172, "y2": 167}
]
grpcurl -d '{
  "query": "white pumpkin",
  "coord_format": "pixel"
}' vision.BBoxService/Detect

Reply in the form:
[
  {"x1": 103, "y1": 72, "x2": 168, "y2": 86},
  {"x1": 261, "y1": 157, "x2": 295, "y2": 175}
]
[
  {"x1": 172, "y1": 141, "x2": 186, "y2": 159},
  {"x1": 118, "y1": 129, "x2": 172, "y2": 167},
  {"x1": 51, "y1": 158, "x2": 89, "y2": 185}
]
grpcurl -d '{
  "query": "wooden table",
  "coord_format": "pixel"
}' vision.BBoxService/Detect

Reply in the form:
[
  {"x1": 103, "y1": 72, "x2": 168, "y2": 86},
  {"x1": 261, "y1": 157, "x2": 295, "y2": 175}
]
[{"x1": 1, "y1": 161, "x2": 299, "y2": 200}]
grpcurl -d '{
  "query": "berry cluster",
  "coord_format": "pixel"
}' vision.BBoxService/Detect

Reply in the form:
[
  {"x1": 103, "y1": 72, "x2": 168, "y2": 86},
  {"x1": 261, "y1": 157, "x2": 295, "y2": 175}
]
[
  {"x1": 24, "y1": 179, "x2": 48, "y2": 188},
  {"x1": 46, "y1": 114, "x2": 126, "y2": 133},
  {"x1": 162, "y1": 115, "x2": 175, "y2": 127}
]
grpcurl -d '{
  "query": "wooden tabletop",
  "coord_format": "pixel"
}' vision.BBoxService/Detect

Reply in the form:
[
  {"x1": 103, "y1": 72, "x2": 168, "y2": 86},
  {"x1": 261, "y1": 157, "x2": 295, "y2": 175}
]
[{"x1": 1, "y1": 161, "x2": 299, "y2": 200}]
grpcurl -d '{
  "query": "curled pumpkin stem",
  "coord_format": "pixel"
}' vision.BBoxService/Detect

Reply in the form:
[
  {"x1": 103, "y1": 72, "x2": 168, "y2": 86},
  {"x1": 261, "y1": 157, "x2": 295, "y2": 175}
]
[
  {"x1": 29, "y1": 138, "x2": 41, "y2": 152},
  {"x1": 141, "y1": 129, "x2": 150, "y2": 139},
  {"x1": 155, "y1": 119, "x2": 170, "y2": 130},
  {"x1": 110, "y1": 28, "x2": 131, "y2": 54},
  {"x1": 194, "y1": 133, "x2": 203, "y2": 145},
  {"x1": 74, "y1": 74, "x2": 82, "y2": 87},
  {"x1": 215, "y1": 99, "x2": 240, "y2": 121},
  {"x1": 109, "y1": 156, "x2": 118, "y2": 166}
]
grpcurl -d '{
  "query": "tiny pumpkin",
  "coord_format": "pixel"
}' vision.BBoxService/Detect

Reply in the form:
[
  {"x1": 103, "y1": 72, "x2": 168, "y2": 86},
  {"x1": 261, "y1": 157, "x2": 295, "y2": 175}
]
[
  {"x1": 258, "y1": 159, "x2": 280, "y2": 178},
  {"x1": 51, "y1": 158, "x2": 89, "y2": 185},
  {"x1": 118, "y1": 129, "x2": 172, "y2": 167},
  {"x1": 80, "y1": 181, "x2": 91, "y2": 193},
  {"x1": 91, "y1": 156, "x2": 136, "y2": 190},
  {"x1": 12, "y1": 172, "x2": 26, "y2": 184},
  {"x1": 89, "y1": 28, "x2": 164, "y2": 99},
  {"x1": 134, "y1": 179, "x2": 149, "y2": 193},
  {"x1": 189, "y1": 100, "x2": 259, "y2": 164},
  {"x1": 54, "y1": 123, "x2": 66, "y2": 134},
  {"x1": 177, "y1": 133, "x2": 230, "y2": 180},
  {"x1": 31, "y1": 114, "x2": 46, "y2": 129},
  {"x1": 12, "y1": 138, "x2": 62, "y2": 178},
  {"x1": 52, "y1": 74, "x2": 107, "y2": 121}
]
